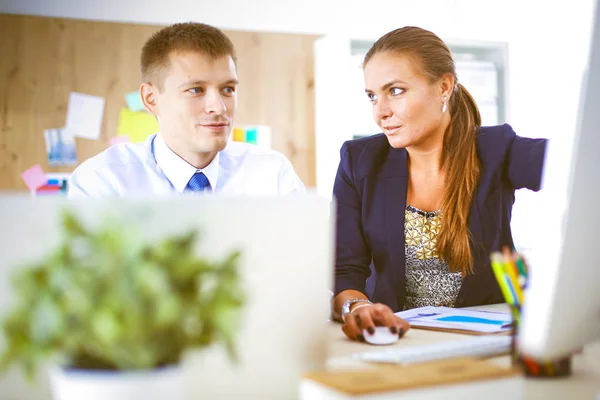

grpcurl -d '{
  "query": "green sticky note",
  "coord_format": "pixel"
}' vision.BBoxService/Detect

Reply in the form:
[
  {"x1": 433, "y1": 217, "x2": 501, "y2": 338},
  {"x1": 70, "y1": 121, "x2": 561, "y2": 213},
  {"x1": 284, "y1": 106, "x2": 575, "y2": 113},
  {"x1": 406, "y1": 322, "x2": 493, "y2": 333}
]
[{"x1": 125, "y1": 91, "x2": 145, "y2": 112}]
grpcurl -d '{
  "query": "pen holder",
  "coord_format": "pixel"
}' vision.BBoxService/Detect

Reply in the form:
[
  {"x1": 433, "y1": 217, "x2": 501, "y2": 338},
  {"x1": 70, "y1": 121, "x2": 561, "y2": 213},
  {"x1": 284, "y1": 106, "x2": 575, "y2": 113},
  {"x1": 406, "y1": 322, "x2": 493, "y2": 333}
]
[{"x1": 509, "y1": 305, "x2": 572, "y2": 378}]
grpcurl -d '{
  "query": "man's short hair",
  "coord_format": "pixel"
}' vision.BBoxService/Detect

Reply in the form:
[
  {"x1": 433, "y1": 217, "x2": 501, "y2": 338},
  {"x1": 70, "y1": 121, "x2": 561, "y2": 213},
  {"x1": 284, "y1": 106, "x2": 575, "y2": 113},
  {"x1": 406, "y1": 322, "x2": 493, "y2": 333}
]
[{"x1": 141, "y1": 22, "x2": 237, "y2": 90}]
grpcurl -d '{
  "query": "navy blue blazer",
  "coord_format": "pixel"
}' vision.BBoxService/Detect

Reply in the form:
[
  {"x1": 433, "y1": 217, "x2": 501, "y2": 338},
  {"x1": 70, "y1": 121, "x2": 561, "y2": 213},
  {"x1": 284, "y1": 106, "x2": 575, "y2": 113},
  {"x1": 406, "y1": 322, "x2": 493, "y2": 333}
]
[{"x1": 333, "y1": 124, "x2": 547, "y2": 312}]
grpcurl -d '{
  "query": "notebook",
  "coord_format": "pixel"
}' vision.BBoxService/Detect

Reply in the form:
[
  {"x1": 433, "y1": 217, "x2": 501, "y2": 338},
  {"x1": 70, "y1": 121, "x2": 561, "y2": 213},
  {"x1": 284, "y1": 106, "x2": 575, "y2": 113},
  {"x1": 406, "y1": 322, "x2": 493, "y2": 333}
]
[{"x1": 395, "y1": 306, "x2": 512, "y2": 335}]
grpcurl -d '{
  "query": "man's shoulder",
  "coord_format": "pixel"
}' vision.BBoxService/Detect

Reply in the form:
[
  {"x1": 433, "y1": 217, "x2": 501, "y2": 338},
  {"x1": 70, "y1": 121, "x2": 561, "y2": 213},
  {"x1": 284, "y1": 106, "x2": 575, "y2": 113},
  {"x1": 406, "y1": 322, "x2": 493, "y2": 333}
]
[
  {"x1": 223, "y1": 141, "x2": 292, "y2": 167},
  {"x1": 220, "y1": 141, "x2": 304, "y2": 194},
  {"x1": 68, "y1": 137, "x2": 155, "y2": 198},
  {"x1": 74, "y1": 138, "x2": 153, "y2": 174}
]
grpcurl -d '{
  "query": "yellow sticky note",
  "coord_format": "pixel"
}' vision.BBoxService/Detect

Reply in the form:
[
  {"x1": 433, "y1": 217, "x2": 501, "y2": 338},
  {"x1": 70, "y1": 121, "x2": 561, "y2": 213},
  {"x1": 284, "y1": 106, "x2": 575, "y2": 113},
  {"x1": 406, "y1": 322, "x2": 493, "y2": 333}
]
[
  {"x1": 232, "y1": 127, "x2": 245, "y2": 142},
  {"x1": 117, "y1": 108, "x2": 159, "y2": 143}
]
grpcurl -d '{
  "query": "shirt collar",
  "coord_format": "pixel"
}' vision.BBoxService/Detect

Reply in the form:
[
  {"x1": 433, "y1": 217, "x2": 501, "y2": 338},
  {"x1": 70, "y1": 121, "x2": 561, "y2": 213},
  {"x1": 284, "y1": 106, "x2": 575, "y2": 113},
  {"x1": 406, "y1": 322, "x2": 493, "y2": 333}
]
[{"x1": 154, "y1": 134, "x2": 220, "y2": 192}]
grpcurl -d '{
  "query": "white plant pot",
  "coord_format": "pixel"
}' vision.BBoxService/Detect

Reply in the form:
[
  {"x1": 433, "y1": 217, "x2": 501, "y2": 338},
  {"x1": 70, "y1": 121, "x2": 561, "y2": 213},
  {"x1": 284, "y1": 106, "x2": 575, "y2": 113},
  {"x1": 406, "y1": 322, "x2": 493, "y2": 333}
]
[{"x1": 49, "y1": 364, "x2": 185, "y2": 400}]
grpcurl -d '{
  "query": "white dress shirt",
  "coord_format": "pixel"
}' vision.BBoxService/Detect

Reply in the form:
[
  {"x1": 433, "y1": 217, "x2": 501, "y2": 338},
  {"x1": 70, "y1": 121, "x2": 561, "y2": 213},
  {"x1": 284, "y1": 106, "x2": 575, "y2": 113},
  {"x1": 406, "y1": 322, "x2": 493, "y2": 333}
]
[{"x1": 68, "y1": 134, "x2": 305, "y2": 198}]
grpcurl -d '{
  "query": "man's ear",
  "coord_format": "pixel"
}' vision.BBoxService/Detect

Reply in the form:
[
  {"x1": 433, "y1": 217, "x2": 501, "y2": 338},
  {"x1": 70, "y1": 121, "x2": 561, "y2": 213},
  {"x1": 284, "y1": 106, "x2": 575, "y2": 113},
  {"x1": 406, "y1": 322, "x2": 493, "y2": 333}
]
[{"x1": 141, "y1": 82, "x2": 159, "y2": 115}]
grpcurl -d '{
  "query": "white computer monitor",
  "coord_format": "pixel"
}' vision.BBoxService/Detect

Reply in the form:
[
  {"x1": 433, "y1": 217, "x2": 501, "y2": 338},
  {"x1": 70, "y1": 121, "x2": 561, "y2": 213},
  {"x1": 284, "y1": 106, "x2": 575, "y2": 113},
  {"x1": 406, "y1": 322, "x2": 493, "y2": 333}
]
[
  {"x1": 518, "y1": 0, "x2": 600, "y2": 359},
  {"x1": 0, "y1": 194, "x2": 333, "y2": 399}
]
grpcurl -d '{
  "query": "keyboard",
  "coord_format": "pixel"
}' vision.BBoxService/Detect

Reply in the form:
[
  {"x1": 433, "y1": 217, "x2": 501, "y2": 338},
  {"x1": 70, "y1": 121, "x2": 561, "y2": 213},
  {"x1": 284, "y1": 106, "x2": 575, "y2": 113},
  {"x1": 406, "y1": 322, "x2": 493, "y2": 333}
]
[{"x1": 353, "y1": 335, "x2": 512, "y2": 365}]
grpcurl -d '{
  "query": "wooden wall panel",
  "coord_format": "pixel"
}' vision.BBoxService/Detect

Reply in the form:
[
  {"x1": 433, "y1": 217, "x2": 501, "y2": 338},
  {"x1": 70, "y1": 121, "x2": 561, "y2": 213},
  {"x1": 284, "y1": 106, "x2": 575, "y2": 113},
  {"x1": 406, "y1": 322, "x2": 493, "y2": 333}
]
[{"x1": 0, "y1": 14, "x2": 318, "y2": 190}]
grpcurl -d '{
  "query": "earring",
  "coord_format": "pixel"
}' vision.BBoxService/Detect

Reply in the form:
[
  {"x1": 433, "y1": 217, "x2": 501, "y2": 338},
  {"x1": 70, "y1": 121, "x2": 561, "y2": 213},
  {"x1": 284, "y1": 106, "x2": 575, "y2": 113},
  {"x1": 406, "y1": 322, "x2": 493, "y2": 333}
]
[{"x1": 442, "y1": 96, "x2": 448, "y2": 113}]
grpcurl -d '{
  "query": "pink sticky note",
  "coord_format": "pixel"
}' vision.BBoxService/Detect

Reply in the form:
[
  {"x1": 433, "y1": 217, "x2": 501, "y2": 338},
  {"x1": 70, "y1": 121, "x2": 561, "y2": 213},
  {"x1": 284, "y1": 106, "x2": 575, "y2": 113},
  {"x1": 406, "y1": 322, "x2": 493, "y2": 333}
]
[
  {"x1": 110, "y1": 135, "x2": 130, "y2": 146},
  {"x1": 21, "y1": 164, "x2": 47, "y2": 191}
]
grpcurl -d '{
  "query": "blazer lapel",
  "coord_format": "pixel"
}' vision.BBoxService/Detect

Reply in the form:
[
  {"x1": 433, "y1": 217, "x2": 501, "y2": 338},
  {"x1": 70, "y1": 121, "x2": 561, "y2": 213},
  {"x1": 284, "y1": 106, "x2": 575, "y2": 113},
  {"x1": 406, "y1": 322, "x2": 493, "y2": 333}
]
[{"x1": 382, "y1": 147, "x2": 409, "y2": 311}]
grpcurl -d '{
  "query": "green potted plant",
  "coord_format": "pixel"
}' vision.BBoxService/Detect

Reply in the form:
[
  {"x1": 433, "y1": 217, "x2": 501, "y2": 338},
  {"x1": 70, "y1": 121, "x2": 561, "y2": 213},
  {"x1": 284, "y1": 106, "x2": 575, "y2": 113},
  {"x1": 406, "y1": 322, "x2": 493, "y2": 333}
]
[{"x1": 0, "y1": 209, "x2": 244, "y2": 400}]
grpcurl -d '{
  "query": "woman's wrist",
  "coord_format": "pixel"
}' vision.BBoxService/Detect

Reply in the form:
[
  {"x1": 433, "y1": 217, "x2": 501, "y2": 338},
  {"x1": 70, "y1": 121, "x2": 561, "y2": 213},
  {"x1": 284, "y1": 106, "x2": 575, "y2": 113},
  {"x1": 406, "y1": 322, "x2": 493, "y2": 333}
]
[
  {"x1": 341, "y1": 298, "x2": 373, "y2": 322},
  {"x1": 350, "y1": 303, "x2": 373, "y2": 314}
]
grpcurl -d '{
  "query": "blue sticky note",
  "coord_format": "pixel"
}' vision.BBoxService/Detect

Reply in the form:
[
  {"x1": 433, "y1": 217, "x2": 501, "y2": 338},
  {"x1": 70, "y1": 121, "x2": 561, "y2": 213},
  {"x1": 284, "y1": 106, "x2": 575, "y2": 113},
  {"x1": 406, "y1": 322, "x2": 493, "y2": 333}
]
[
  {"x1": 246, "y1": 128, "x2": 258, "y2": 144},
  {"x1": 125, "y1": 91, "x2": 145, "y2": 112},
  {"x1": 436, "y1": 316, "x2": 507, "y2": 325}
]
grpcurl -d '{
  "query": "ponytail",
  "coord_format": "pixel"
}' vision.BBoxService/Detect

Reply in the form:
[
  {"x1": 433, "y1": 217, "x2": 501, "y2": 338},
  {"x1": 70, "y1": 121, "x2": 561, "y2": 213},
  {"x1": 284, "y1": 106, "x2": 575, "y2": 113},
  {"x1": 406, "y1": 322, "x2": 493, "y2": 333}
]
[{"x1": 437, "y1": 83, "x2": 481, "y2": 275}]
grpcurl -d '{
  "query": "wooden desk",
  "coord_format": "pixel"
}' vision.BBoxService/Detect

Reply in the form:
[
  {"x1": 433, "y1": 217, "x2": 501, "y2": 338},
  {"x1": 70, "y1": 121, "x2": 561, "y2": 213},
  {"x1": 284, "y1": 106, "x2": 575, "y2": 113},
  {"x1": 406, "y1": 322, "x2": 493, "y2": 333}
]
[{"x1": 325, "y1": 304, "x2": 600, "y2": 400}]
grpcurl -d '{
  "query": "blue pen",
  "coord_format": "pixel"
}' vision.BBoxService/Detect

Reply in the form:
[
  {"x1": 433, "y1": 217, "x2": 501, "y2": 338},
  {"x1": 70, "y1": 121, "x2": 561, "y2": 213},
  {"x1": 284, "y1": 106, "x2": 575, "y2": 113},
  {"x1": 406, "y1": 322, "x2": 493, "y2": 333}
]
[{"x1": 417, "y1": 312, "x2": 440, "y2": 317}]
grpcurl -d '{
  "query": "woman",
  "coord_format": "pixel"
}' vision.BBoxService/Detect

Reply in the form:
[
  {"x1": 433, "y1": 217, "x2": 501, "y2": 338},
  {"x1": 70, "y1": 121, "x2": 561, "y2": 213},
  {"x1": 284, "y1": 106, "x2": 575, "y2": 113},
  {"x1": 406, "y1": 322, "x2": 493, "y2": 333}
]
[{"x1": 331, "y1": 26, "x2": 547, "y2": 342}]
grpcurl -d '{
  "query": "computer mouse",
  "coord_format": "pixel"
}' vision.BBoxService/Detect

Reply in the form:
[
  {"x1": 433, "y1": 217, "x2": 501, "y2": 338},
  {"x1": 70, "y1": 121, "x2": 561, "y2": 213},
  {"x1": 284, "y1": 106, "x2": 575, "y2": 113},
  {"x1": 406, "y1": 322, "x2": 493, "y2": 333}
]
[{"x1": 363, "y1": 326, "x2": 399, "y2": 345}]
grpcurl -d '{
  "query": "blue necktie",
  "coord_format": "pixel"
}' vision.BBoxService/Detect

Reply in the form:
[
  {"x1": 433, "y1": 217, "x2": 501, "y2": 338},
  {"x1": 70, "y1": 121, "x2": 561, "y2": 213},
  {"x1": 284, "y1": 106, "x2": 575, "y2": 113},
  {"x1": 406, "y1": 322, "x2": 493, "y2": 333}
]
[{"x1": 186, "y1": 172, "x2": 210, "y2": 192}]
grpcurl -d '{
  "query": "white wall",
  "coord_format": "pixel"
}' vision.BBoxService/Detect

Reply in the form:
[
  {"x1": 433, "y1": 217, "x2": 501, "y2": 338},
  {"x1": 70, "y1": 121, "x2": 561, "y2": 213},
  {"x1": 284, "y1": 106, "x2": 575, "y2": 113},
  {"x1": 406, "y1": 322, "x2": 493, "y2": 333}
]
[
  {"x1": 0, "y1": 0, "x2": 593, "y2": 40},
  {"x1": 1, "y1": 0, "x2": 597, "y2": 250},
  {"x1": 2, "y1": 0, "x2": 594, "y2": 140}
]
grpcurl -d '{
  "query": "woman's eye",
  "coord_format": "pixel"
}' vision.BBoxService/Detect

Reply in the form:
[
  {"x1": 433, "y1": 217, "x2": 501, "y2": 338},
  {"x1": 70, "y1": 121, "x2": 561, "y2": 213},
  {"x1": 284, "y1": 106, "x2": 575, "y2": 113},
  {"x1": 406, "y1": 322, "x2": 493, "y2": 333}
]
[
  {"x1": 188, "y1": 87, "x2": 203, "y2": 94},
  {"x1": 367, "y1": 93, "x2": 377, "y2": 101},
  {"x1": 391, "y1": 87, "x2": 404, "y2": 96}
]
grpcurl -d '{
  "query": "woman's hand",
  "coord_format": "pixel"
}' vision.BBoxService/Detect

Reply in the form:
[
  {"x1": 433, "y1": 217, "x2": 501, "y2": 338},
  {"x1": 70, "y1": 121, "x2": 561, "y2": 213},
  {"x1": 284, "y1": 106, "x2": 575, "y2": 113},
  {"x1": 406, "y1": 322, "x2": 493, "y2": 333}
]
[{"x1": 342, "y1": 302, "x2": 410, "y2": 342}]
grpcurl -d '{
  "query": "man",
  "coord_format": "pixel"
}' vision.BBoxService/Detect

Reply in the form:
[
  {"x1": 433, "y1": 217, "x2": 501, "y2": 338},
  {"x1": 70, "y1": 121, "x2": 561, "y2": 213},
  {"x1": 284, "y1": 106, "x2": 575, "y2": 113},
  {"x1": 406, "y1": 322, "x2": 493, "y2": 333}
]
[{"x1": 69, "y1": 22, "x2": 304, "y2": 197}]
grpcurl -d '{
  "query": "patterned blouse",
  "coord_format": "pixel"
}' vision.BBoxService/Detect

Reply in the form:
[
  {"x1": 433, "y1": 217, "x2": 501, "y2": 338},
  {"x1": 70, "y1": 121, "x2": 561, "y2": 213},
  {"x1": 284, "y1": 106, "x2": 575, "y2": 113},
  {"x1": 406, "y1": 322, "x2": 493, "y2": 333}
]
[{"x1": 404, "y1": 205, "x2": 462, "y2": 310}]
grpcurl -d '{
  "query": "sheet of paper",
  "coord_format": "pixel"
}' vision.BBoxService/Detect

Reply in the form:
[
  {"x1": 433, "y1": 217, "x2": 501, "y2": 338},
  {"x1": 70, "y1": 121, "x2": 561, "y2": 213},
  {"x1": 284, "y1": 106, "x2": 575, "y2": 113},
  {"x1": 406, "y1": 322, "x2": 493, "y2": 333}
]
[
  {"x1": 64, "y1": 92, "x2": 105, "y2": 140},
  {"x1": 117, "y1": 108, "x2": 159, "y2": 143},
  {"x1": 395, "y1": 306, "x2": 511, "y2": 334},
  {"x1": 21, "y1": 165, "x2": 47, "y2": 191},
  {"x1": 44, "y1": 128, "x2": 77, "y2": 166},
  {"x1": 125, "y1": 91, "x2": 145, "y2": 112},
  {"x1": 109, "y1": 135, "x2": 130, "y2": 146}
]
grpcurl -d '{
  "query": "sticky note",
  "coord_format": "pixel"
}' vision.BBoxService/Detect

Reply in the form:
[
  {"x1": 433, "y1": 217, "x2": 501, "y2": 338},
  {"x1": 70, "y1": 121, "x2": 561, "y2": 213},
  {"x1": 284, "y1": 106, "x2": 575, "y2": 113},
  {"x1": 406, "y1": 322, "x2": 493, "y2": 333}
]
[
  {"x1": 110, "y1": 135, "x2": 130, "y2": 146},
  {"x1": 125, "y1": 91, "x2": 145, "y2": 112},
  {"x1": 232, "y1": 127, "x2": 245, "y2": 142},
  {"x1": 117, "y1": 109, "x2": 159, "y2": 143},
  {"x1": 245, "y1": 128, "x2": 258, "y2": 144},
  {"x1": 64, "y1": 92, "x2": 105, "y2": 140},
  {"x1": 21, "y1": 165, "x2": 47, "y2": 191},
  {"x1": 256, "y1": 126, "x2": 272, "y2": 148}
]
